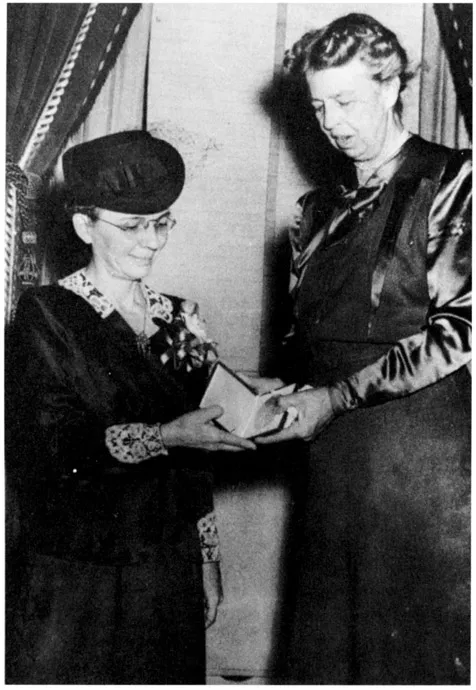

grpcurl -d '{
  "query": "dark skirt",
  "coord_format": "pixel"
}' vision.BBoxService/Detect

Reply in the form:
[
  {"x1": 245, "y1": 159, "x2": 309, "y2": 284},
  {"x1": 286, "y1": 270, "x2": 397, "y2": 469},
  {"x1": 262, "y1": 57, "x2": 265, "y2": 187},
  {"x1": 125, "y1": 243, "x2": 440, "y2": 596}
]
[
  {"x1": 285, "y1": 364, "x2": 471, "y2": 684},
  {"x1": 6, "y1": 545, "x2": 206, "y2": 684}
]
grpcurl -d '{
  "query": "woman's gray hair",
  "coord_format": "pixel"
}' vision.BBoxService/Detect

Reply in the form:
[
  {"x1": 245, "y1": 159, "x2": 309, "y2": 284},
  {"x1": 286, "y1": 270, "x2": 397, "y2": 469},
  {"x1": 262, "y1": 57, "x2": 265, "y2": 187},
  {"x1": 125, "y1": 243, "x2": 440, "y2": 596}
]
[{"x1": 284, "y1": 13, "x2": 414, "y2": 118}]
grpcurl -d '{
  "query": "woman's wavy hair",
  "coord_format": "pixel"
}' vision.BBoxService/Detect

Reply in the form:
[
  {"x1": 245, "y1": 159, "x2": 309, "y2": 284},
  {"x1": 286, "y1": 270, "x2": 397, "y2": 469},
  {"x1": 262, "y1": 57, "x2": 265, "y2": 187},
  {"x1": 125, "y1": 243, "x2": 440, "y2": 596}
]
[{"x1": 284, "y1": 13, "x2": 415, "y2": 118}]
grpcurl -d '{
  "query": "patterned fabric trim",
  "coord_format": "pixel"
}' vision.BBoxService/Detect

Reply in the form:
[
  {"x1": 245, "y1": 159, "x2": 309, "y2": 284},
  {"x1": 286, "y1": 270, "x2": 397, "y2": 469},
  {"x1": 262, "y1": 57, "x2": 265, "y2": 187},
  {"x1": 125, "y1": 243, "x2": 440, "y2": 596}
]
[
  {"x1": 59, "y1": 269, "x2": 114, "y2": 317},
  {"x1": 105, "y1": 422, "x2": 168, "y2": 464},
  {"x1": 59, "y1": 269, "x2": 174, "y2": 322},
  {"x1": 142, "y1": 282, "x2": 174, "y2": 323},
  {"x1": 197, "y1": 511, "x2": 220, "y2": 563}
]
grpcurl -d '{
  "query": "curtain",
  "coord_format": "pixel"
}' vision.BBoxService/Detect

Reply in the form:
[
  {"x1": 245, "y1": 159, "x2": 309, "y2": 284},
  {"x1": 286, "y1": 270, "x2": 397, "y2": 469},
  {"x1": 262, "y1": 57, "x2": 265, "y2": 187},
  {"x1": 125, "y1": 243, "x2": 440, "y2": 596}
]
[
  {"x1": 59, "y1": 5, "x2": 152, "y2": 166},
  {"x1": 6, "y1": 3, "x2": 141, "y2": 321},
  {"x1": 7, "y1": 5, "x2": 91, "y2": 166},
  {"x1": 44, "y1": 5, "x2": 152, "y2": 283},
  {"x1": 8, "y1": 4, "x2": 142, "y2": 175},
  {"x1": 419, "y1": 4, "x2": 471, "y2": 148},
  {"x1": 433, "y1": 3, "x2": 472, "y2": 137}
]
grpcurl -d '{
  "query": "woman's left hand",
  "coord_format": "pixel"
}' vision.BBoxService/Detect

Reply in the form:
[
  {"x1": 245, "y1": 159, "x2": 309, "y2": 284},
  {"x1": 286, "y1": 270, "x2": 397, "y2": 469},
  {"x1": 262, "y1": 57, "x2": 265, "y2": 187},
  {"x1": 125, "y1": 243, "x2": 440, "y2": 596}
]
[
  {"x1": 203, "y1": 561, "x2": 223, "y2": 629},
  {"x1": 255, "y1": 386, "x2": 335, "y2": 443},
  {"x1": 160, "y1": 406, "x2": 256, "y2": 452}
]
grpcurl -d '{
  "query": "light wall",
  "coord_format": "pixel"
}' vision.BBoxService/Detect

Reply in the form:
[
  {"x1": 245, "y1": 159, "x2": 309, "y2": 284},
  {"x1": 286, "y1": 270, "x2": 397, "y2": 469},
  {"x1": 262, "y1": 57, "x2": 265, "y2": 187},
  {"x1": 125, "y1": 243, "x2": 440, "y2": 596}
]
[
  {"x1": 147, "y1": 3, "x2": 278, "y2": 372},
  {"x1": 146, "y1": 3, "x2": 424, "y2": 373}
]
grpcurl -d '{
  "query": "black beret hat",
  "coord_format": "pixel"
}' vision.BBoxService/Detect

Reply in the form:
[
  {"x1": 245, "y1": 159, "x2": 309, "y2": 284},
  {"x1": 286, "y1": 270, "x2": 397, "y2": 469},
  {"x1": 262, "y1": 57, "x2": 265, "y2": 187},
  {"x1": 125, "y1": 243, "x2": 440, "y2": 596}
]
[{"x1": 62, "y1": 130, "x2": 185, "y2": 214}]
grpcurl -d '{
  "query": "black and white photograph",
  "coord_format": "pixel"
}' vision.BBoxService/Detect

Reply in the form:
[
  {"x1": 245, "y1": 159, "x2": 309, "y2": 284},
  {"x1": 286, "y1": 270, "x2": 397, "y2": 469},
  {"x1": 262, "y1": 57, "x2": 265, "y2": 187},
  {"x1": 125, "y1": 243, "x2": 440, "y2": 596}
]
[{"x1": 5, "y1": 2, "x2": 471, "y2": 684}]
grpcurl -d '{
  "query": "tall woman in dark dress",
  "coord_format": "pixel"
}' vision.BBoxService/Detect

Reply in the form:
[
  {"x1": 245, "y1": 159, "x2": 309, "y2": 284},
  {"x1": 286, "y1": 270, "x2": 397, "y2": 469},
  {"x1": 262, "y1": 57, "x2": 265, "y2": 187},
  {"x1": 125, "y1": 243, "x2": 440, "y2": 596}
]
[
  {"x1": 257, "y1": 14, "x2": 471, "y2": 684},
  {"x1": 6, "y1": 131, "x2": 255, "y2": 684}
]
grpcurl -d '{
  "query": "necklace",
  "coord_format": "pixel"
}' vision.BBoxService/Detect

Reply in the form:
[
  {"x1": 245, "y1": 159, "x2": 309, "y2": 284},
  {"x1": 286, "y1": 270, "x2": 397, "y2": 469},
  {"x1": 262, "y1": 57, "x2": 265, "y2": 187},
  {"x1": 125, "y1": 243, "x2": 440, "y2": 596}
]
[
  {"x1": 83, "y1": 268, "x2": 152, "y2": 358},
  {"x1": 135, "y1": 308, "x2": 151, "y2": 359}
]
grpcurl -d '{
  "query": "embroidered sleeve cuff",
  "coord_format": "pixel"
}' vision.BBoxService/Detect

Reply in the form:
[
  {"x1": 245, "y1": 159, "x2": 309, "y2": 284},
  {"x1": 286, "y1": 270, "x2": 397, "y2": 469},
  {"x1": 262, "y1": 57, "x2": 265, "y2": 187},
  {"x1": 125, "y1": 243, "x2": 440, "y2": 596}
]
[
  {"x1": 197, "y1": 511, "x2": 220, "y2": 563},
  {"x1": 105, "y1": 423, "x2": 168, "y2": 464},
  {"x1": 328, "y1": 380, "x2": 360, "y2": 415}
]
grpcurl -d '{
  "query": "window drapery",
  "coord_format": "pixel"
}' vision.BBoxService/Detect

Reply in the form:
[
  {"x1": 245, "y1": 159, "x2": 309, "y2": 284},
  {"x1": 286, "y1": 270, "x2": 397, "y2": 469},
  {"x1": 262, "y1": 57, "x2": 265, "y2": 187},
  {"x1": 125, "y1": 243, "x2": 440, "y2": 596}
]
[
  {"x1": 6, "y1": 3, "x2": 141, "y2": 321},
  {"x1": 433, "y1": 3, "x2": 472, "y2": 138},
  {"x1": 58, "y1": 4, "x2": 152, "y2": 167},
  {"x1": 419, "y1": 4, "x2": 471, "y2": 148},
  {"x1": 7, "y1": 4, "x2": 92, "y2": 167}
]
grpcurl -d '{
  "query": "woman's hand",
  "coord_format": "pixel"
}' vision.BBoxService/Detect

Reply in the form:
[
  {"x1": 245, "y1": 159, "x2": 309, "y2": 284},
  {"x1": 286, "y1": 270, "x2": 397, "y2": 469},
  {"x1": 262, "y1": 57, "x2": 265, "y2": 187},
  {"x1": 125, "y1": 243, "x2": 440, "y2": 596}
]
[
  {"x1": 254, "y1": 387, "x2": 335, "y2": 444},
  {"x1": 203, "y1": 561, "x2": 223, "y2": 629},
  {"x1": 236, "y1": 372, "x2": 285, "y2": 395},
  {"x1": 161, "y1": 406, "x2": 256, "y2": 452}
]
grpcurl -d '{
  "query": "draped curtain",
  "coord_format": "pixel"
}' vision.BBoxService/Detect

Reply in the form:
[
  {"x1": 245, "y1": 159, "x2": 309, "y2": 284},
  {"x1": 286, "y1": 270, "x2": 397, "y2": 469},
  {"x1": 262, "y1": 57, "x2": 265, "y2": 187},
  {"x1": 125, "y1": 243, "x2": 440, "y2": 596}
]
[
  {"x1": 419, "y1": 4, "x2": 472, "y2": 148},
  {"x1": 6, "y1": 3, "x2": 142, "y2": 322},
  {"x1": 433, "y1": 3, "x2": 472, "y2": 138},
  {"x1": 59, "y1": 4, "x2": 152, "y2": 158},
  {"x1": 7, "y1": 5, "x2": 92, "y2": 168}
]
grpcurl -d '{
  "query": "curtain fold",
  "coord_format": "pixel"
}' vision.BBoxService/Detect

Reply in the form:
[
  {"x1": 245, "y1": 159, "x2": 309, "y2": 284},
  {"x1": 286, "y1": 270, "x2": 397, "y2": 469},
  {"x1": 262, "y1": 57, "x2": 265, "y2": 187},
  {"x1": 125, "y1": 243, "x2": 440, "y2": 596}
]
[
  {"x1": 62, "y1": 4, "x2": 152, "y2": 155},
  {"x1": 433, "y1": 3, "x2": 472, "y2": 138},
  {"x1": 419, "y1": 4, "x2": 470, "y2": 149},
  {"x1": 7, "y1": 4, "x2": 90, "y2": 164}
]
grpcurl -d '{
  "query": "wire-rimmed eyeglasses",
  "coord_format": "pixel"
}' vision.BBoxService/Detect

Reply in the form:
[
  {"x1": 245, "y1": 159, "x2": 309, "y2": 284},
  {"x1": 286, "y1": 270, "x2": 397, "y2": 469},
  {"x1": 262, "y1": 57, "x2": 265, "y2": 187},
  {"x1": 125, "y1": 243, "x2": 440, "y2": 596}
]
[{"x1": 97, "y1": 213, "x2": 176, "y2": 235}]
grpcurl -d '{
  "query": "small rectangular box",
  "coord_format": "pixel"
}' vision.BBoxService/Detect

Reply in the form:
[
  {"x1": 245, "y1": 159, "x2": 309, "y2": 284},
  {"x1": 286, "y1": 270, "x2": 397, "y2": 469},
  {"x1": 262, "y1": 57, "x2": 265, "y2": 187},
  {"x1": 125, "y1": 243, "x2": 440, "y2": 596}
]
[{"x1": 200, "y1": 361, "x2": 296, "y2": 438}]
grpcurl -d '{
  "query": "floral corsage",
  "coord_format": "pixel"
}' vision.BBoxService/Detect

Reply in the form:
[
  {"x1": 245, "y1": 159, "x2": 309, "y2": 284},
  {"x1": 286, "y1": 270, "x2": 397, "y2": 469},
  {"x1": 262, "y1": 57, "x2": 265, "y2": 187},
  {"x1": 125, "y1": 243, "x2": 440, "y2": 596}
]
[{"x1": 157, "y1": 300, "x2": 218, "y2": 372}]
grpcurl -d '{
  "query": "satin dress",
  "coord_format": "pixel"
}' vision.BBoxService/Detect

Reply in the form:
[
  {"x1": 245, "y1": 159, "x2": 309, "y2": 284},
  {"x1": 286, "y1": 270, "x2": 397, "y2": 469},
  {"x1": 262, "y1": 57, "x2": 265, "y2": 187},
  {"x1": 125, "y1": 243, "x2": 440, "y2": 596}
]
[{"x1": 283, "y1": 136, "x2": 471, "y2": 684}]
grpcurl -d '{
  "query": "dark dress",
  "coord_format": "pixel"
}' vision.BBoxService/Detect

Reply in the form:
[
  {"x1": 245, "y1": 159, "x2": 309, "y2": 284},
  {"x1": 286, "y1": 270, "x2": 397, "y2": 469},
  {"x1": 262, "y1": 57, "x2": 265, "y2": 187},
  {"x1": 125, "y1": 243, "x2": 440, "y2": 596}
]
[
  {"x1": 284, "y1": 136, "x2": 471, "y2": 684},
  {"x1": 6, "y1": 274, "x2": 217, "y2": 684}
]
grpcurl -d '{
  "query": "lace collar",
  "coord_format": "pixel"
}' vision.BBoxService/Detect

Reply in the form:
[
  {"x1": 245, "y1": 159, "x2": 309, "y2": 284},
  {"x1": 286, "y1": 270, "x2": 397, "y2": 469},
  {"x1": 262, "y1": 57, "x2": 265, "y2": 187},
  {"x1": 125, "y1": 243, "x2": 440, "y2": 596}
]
[{"x1": 58, "y1": 269, "x2": 174, "y2": 323}]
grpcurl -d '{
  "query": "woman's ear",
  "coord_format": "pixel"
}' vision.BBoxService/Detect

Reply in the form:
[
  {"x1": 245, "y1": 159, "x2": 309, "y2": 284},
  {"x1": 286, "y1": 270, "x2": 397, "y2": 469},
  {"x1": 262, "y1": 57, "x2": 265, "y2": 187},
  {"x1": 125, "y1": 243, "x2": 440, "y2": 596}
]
[
  {"x1": 72, "y1": 214, "x2": 94, "y2": 245},
  {"x1": 383, "y1": 76, "x2": 400, "y2": 110}
]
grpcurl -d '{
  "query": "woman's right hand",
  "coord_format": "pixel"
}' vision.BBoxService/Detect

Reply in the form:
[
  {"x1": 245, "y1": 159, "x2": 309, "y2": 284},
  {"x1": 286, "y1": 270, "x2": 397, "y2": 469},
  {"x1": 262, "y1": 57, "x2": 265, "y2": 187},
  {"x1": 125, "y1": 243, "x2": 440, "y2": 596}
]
[
  {"x1": 161, "y1": 406, "x2": 256, "y2": 452},
  {"x1": 254, "y1": 386, "x2": 335, "y2": 444}
]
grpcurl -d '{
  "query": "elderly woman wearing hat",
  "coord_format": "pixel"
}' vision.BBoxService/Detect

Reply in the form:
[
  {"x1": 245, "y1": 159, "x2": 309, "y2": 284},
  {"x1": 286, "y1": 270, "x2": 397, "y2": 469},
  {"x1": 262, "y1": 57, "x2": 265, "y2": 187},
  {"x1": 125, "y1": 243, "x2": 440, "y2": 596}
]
[{"x1": 7, "y1": 131, "x2": 255, "y2": 684}]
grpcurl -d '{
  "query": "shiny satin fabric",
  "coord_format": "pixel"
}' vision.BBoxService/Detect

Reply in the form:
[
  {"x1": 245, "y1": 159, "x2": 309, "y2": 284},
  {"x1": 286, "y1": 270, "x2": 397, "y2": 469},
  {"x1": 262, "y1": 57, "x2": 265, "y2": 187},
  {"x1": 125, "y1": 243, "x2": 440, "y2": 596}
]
[{"x1": 290, "y1": 135, "x2": 471, "y2": 410}]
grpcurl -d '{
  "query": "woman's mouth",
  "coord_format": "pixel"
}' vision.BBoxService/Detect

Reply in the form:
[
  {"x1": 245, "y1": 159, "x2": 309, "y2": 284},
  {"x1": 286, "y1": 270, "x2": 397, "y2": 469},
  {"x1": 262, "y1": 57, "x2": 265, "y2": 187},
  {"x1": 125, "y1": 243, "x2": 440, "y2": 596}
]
[
  {"x1": 130, "y1": 255, "x2": 154, "y2": 266},
  {"x1": 333, "y1": 135, "x2": 354, "y2": 148}
]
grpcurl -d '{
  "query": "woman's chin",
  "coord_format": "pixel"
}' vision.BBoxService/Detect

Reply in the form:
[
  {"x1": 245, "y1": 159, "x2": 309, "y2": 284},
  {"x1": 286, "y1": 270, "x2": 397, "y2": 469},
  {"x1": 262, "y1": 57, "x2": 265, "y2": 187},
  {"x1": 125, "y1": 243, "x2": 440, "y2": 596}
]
[{"x1": 126, "y1": 259, "x2": 154, "y2": 278}]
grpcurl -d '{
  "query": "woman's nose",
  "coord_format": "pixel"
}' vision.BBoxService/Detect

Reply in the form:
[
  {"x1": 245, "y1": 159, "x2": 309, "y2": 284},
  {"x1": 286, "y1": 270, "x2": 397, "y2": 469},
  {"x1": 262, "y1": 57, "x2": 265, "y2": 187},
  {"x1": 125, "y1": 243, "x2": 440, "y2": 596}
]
[
  {"x1": 139, "y1": 225, "x2": 163, "y2": 249},
  {"x1": 322, "y1": 102, "x2": 341, "y2": 131}
]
